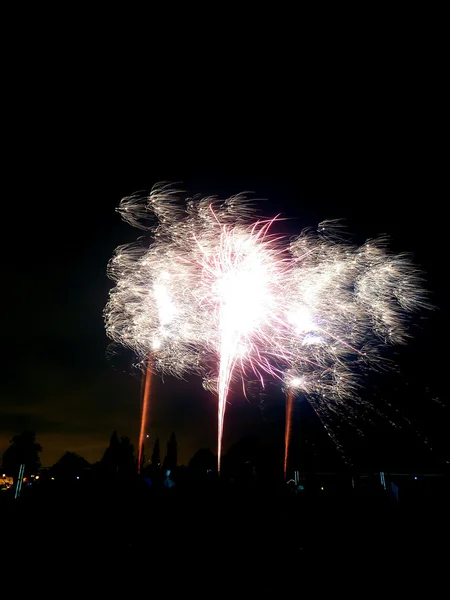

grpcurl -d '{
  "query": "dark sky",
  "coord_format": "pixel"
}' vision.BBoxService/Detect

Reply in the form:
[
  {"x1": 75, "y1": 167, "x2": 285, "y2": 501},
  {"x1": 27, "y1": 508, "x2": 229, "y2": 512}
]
[{"x1": 2, "y1": 23, "x2": 448, "y2": 469}]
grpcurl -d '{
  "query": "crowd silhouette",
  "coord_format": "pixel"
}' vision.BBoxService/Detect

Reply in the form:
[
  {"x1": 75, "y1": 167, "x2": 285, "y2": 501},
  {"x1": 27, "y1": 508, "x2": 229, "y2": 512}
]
[{"x1": 1, "y1": 428, "x2": 449, "y2": 586}]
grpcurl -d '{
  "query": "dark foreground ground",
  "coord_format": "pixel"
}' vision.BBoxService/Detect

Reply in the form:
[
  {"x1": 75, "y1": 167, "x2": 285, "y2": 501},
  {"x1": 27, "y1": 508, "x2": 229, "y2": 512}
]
[{"x1": 1, "y1": 476, "x2": 449, "y2": 591}]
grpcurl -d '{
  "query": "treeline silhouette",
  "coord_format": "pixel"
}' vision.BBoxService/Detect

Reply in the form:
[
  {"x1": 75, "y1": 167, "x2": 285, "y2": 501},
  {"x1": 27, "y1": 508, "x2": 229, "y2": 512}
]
[
  {"x1": 0, "y1": 429, "x2": 289, "y2": 576},
  {"x1": 1, "y1": 429, "x2": 449, "y2": 583}
]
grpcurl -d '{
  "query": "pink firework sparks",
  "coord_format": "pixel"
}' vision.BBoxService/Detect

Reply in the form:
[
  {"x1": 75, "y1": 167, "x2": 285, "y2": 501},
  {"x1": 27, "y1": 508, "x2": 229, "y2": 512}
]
[{"x1": 195, "y1": 211, "x2": 290, "y2": 471}]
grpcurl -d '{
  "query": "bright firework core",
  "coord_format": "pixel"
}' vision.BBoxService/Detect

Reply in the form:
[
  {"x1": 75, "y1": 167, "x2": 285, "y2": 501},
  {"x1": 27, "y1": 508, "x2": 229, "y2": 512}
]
[
  {"x1": 199, "y1": 218, "x2": 287, "y2": 470},
  {"x1": 104, "y1": 183, "x2": 429, "y2": 473}
]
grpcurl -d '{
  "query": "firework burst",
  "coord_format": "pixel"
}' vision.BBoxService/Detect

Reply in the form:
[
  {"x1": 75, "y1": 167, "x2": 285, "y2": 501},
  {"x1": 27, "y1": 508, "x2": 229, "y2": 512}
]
[{"x1": 104, "y1": 184, "x2": 429, "y2": 472}]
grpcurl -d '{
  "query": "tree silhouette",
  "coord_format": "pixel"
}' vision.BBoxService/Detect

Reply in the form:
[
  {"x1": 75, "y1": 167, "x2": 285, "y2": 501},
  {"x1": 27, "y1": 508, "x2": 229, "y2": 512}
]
[
  {"x1": 222, "y1": 436, "x2": 260, "y2": 482},
  {"x1": 101, "y1": 430, "x2": 120, "y2": 476},
  {"x1": 50, "y1": 451, "x2": 90, "y2": 481},
  {"x1": 1, "y1": 430, "x2": 42, "y2": 478},
  {"x1": 188, "y1": 448, "x2": 216, "y2": 473},
  {"x1": 117, "y1": 435, "x2": 135, "y2": 477},
  {"x1": 162, "y1": 432, "x2": 177, "y2": 473},
  {"x1": 151, "y1": 438, "x2": 160, "y2": 469},
  {"x1": 100, "y1": 431, "x2": 136, "y2": 478}
]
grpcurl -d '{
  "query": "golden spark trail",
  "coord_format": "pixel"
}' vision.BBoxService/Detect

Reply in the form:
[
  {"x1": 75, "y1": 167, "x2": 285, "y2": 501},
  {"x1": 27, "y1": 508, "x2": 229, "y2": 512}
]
[
  {"x1": 284, "y1": 388, "x2": 294, "y2": 478},
  {"x1": 138, "y1": 355, "x2": 153, "y2": 474}
]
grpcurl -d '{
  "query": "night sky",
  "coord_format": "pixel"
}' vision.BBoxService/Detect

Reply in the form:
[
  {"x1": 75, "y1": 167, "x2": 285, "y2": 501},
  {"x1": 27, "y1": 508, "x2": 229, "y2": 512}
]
[{"x1": 2, "y1": 34, "x2": 448, "y2": 470}]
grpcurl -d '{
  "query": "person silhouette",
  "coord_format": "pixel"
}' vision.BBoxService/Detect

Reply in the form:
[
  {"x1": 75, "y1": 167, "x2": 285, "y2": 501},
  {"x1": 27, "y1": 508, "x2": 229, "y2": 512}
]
[{"x1": 163, "y1": 469, "x2": 175, "y2": 489}]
